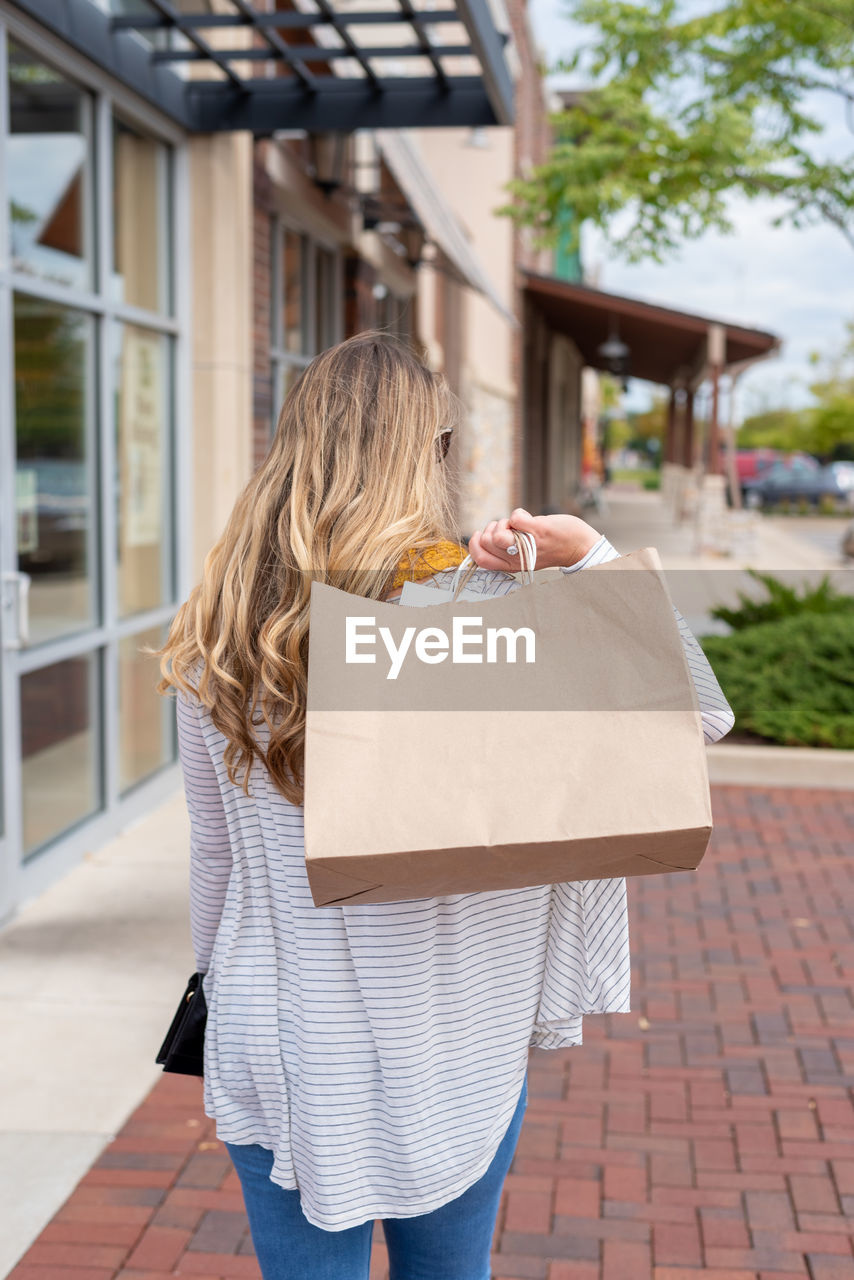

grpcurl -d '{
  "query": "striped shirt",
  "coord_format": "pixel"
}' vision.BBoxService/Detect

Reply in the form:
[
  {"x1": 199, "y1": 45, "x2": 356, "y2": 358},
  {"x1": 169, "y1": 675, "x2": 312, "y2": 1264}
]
[{"x1": 176, "y1": 536, "x2": 734, "y2": 1230}]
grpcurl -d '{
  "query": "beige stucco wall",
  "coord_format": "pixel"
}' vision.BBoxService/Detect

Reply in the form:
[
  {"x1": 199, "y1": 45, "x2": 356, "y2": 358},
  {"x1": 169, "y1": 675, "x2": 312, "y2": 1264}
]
[
  {"x1": 413, "y1": 127, "x2": 517, "y2": 533},
  {"x1": 188, "y1": 132, "x2": 254, "y2": 580},
  {"x1": 414, "y1": 128, "x2": 515, "y2": 391}
]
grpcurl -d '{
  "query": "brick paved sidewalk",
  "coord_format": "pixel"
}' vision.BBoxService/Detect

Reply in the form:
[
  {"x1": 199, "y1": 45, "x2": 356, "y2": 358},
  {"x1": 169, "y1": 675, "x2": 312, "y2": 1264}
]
[{"x1": 9, "y1": 785, "x2": 854, "y2": 1280}]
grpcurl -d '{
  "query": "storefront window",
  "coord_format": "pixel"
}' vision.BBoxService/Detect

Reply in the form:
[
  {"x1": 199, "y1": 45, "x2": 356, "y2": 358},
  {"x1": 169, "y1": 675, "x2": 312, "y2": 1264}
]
[
  {"x1": 315, "y1": 248, "x2": 337, "y2": 352},
  {"x1": 20, "y1": 653, "x2": 101, "y2": 856},
  {"x1": 375, "y1": 289, "x2": 411, "y2": 340},
  {"x1": 114, "y1": 324, "x2": 173, "y2": 617},
  {"x1": 112, "y1": 117, "x2": 172, "y2": 313},
  {"x1": 6, "y1": 42, "x2": 92, "y2": 291},
  {"x1": 119, "y1": 626, "x2": 174, "y2": 793},
  {"x1": 14, "y1": 295, "x2": 97, "y2": 645},
  {"x1": 1, "y1": 35, "x2": 181, "y2": 898},
  {"x1": 271, "y1": 222, "x2": 340, "y2": 432},
  {"x1": 395, "y1": 295, "x2": 412, "y2": 340},
  {"x1": 282, "y1": 229, "x2": 307, "y2": 354},
  {"x1": 276, "y1": 362, "x2": 303, "y2": 411}
]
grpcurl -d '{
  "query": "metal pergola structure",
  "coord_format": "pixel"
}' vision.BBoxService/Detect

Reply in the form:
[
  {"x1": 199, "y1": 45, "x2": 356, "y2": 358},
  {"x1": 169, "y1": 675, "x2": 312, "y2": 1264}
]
[{"x1": 11, "y1": 0, "x2": 514, "y2": 132}]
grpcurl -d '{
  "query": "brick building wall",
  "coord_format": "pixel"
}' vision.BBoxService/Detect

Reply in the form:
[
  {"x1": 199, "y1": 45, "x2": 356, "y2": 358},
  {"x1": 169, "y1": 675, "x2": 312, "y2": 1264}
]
[
  {"x1": 506, "y1": 0, "x2": 554, "y2": 508},
  {"x1": 251, "y1": 141, "x2": 419, "y2": 473}
]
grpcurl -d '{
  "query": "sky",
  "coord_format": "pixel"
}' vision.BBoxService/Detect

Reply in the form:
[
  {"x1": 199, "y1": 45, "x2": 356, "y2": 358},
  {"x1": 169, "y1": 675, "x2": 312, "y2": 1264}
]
[{"x1": 525, "y1": 0, "x2": 854, "y2": 422}]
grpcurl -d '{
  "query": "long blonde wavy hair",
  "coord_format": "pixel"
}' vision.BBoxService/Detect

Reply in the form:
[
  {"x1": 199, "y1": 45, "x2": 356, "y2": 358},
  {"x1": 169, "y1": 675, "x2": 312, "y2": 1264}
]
[{"x1": 158, "y1": 331, "x2": 460, "y2": 804}]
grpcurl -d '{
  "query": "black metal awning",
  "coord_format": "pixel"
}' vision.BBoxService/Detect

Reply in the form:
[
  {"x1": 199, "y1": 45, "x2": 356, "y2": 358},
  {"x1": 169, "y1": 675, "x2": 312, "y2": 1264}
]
[{"x1": 12, "y1": 0, "x2": 514, "y2": 133}]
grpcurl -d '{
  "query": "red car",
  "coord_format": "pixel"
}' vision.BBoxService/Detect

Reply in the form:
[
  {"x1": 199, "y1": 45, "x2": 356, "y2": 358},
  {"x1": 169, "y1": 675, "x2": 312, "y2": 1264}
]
[
  {"x1": 735, "y1": 449, "x2": 779, "y2": 490},
  {"x1": 735, "y1": 450, "x2": 819, "y2": 501}
]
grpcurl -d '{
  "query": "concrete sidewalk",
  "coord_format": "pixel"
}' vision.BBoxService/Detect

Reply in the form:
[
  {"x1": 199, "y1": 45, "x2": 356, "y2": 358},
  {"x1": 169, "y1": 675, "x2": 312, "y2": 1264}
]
[
  {"x1": 597, "y1": 488, "x2": 848, "y2": 572},
  {"x1": 8, "y1": 784, "x2": 854, "y2": 1280},
  {"x1": 2, "y1": 489, "x2": 851, "y2": 1276},
  {"x1": 0, "y1": 795, "x2": 194, "y2": 1278},
  {"x1": 593, "y1": 489, "x2": 852, "y2": 638}
]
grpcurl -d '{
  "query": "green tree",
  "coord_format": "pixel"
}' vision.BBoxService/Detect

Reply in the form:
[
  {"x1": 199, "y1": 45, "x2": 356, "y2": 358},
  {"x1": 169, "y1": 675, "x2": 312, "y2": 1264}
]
[
  {"x1": 597, "y1": 374, "x2": 630, "y2": 452},
  {"x1": 809, "y1": 398, "x2": 854, "y2": 459},
  {"x1": 15, "y1": 299, "x2": 88, "y2": 459},
  {"x1": 807, "y1": 321, "x2": 854, "y2": 459},
  {"x1": 629, "y1": 391, "x2": 668, "y2": 453},
  {"x1": 736, "y1": 322, "x2": 854, "y2": 458},
  {"x1": 502, "y1": 0, "x2": 854, "y2": 262},
  {"x1": 736, "y1": 406, "x2": 809, "y2": 451}
]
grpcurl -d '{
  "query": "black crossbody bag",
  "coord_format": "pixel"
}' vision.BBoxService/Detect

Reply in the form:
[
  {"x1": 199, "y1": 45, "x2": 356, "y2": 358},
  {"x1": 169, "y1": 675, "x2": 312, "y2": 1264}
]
[{"x1": 156, "y1": 972, "x2": 207, "y2": 1076}]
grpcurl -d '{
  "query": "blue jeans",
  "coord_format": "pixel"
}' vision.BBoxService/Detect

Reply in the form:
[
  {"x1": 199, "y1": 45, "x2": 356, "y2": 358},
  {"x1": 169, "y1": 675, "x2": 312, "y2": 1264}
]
[{"x1": 225, "y1": 1078, "x2": 527, "y2": 1280}]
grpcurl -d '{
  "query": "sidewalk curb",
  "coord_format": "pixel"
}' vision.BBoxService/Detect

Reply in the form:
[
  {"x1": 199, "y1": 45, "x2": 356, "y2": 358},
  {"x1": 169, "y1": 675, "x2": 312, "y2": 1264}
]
[{"x1": 707, "y1": 741, "x2": 854, "y2": 790}]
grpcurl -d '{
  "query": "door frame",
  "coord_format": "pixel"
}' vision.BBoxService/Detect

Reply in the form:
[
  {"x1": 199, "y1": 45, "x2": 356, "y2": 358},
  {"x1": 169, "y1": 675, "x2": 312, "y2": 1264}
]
[
  {"x1": 0, "y1": 8, "x2": 190, "y2": 925},
  {"x1": 0, "y1": 22, "x2": 18, "y2": 918}
]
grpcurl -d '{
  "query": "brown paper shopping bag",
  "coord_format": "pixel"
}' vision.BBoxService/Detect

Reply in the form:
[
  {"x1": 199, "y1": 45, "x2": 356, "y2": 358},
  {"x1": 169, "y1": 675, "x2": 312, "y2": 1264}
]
[{"x1": 303, "y1": 547, "x2": 712, "y2": 907}]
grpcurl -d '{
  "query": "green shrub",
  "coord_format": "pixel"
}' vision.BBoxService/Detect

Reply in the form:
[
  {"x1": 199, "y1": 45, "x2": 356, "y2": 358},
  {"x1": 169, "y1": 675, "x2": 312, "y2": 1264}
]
[
  {"x1": 701, "y1": 612, "x2": 854, "y2": 749},
  {"x1": 710, "y1": 569, "x2": 854, "y2": 631},
  {"x1": 642, "y1": 473, "x2": 660, "y2": 491}
]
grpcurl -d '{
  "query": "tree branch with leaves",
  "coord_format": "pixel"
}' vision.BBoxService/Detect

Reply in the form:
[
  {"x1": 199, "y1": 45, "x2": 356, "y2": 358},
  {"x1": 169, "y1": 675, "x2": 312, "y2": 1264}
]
[{"x1": 502, "y1": 0, "x2": 854, "y2": 262}]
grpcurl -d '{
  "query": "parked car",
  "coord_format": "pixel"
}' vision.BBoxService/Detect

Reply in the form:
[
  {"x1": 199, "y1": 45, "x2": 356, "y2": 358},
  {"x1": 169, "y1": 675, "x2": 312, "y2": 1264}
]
[
  {"x1": 829, "y1": 461, "x2": 854, "y2": 494},
  {"x1": 743, "y1": 458, "x2": 854, "y2": 510},
  {"x1": 734, "y1": 449, "x2": 820, "y2": 503},
  {"x1": 736, "y1": 448, "x2": 779, "y2": 493}
]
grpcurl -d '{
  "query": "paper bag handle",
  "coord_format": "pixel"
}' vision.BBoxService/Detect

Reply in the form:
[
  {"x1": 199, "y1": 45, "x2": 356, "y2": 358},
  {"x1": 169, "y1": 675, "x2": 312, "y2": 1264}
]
[{"x1": 450, "y1": 528, "x2": 537, "y2": 601}]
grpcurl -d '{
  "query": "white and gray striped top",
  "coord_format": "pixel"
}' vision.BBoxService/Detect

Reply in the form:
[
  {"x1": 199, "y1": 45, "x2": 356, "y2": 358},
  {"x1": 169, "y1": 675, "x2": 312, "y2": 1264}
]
[{"x1": 176, "y1": 536, "x2": 734, "y2": 1231}]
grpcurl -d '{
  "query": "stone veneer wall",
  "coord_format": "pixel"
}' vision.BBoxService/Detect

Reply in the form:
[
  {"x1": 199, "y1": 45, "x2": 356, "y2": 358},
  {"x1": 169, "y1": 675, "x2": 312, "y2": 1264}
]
[{"x1": 457, "y1": 380, "x2": 516, "y2": 533}]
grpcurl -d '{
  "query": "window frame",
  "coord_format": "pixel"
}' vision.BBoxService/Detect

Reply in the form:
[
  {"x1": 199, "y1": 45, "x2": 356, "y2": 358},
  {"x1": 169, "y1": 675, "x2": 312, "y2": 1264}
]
[
  {"x1": 0, "y1": 3, "x2": 189, "y2": 917},
  {"x1": 269, "y1": 213, "x2": 343, "y2": 436}
]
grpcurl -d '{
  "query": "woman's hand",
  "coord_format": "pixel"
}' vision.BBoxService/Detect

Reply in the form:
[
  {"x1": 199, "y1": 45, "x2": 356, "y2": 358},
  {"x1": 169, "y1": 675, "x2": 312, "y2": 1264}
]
[{"x1": 467, "y1": 508, "x2": 602, "y2": 573}]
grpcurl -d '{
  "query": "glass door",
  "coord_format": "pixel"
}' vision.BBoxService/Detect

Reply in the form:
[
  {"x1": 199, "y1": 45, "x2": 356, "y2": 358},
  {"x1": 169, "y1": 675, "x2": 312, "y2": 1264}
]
[
  {"x1": 0, "y1": 484, "x2": 26, "y2": 923},
  {"x1": 0, "y1": 23, "x2": 181, "y2": 920},
  {"x1": 0, "y1": 295, "x2": 23, "y2": 922},
  {"x1": 0, "y1": 566, "x2": 13, "y2": 922},
  {"x1": 6, "y1": 41, "x2": 104, "y2": 869},
  {"x1": 0, "y1": 23, "x2": 15, "y2": 919}
]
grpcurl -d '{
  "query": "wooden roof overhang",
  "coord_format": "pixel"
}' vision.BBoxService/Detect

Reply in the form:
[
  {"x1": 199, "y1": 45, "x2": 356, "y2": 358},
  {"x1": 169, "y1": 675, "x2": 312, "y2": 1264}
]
[{"x1": 524, "y1": 272, "x2": 780, "y2": 387}]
